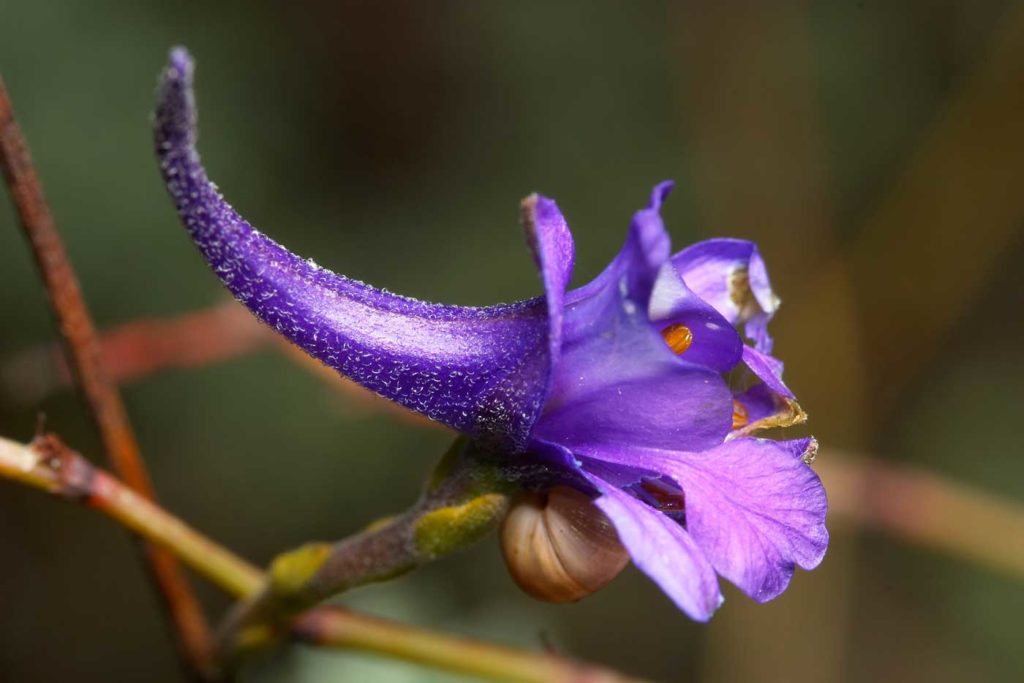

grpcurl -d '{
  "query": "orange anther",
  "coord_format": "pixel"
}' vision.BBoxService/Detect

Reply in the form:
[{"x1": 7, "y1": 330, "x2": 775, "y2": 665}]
[
  {"x1": 732, "y1": 400, "x2": 749, "y2": 429},
  {"x1": 661, "y1": 324, "x2": 693, "y2": 355}
]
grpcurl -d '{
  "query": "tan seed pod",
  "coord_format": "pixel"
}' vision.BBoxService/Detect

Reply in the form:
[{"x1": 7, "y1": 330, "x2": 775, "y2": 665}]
[{"x1": 499, "y1": 486, "x2": 629, "y2": 603}]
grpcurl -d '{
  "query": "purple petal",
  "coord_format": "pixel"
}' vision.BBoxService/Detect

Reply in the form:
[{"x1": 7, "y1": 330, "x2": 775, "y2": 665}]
[
  {"x1": 506, "y1": 438, "x2": 585, "y2": 490},
  {"x1": 533, "y1": 182, "x2": 733, "y2": 453},
  {"x1": 564, "y1": 180, "x2": 673, "y2": 309},
  {"x1": 155, "y1": 49, "x2": 558, "y2": 450},
  {"x1": 671, "y1": 239, "x2": 779, "y2": 352},
  {"x1": 512, "y1": 439, "x2": 657, "y2": 493},
  {"x1": 676, "y1": 439, "x2": 827, "y2": 601},
  {"x1": 624, "y1": 181, "x2": 675, "y2": 297},
  {"x1": 578, "y1": 439, "x2": 828, "y2": 603},
  {"x1": 583, "y1": 470, "x2": 722, "y2": 621},
  {"x1": 521, "y1": 195, "x2": 574, "y2": 368},
  {"x1": 733, "y1": 383, "x2": 779, "y2": 424},
  {"x1": 742, "y1": 346, "x2": 794, "y2": 399},
  {"x1": 648, "y1": 264, "x2": 744, "y2": 372},
  {"x1": 534, "y1": 360, "x2": 732, "y2": 453},
  {"x1": 579, "y1": 456, "x2": 655, "y2": 489},
  {"x1": 777, "y1": 437, "x2": 818, "y2": 463},
  {"x1": 744, "y1": 313, "x2": 773, "y2": 355}
]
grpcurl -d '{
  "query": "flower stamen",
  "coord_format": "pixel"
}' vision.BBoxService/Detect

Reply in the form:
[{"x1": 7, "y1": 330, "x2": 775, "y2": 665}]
[
  {"x1": 732, "y1": 400, "x2": 749, "y2": 429},
  {"x1": 661, "y1": 324, "x2": 693, "y2": 355}
]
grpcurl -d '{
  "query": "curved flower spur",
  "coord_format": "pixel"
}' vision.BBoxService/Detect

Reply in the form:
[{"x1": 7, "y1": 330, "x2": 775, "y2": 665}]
[{"x1": 155, "y1": 47, "x2": 826, "y2": 624}]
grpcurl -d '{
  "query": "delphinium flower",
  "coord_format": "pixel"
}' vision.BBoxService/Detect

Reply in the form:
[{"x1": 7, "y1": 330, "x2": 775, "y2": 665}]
[{"x1": 155, "y1": 47, "x2": 827, "y2": 622}]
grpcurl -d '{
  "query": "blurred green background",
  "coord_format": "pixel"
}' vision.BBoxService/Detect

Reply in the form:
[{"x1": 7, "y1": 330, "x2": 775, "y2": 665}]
[{"x1": 1, "y1": 1, "x2": 1023, "y2": 681}]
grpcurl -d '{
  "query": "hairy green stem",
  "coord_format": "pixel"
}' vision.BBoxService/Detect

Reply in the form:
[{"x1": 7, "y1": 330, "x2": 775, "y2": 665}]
[
  {"x1": 218, "y1": 438, "x2": 510, "y2": 659},
  {"x1": 0, "y1": 433, "x2": 638, "y2": 682}
]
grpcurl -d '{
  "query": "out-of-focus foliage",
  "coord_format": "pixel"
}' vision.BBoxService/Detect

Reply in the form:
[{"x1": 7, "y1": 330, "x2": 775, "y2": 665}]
[{"x1": 0, "y1": 2, "x2": 1021, "y2": 681}]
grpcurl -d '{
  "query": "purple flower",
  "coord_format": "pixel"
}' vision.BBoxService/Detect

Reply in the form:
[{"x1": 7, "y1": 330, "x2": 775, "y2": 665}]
[{"x1": 155, "y1": 48, "x2": 827, "y2": 621}]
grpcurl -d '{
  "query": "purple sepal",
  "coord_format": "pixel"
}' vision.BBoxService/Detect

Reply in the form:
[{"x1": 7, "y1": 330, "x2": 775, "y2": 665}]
[
  {"x1": 577, "y1": 438, "x2": 828, "y2": 603},
  {"x1": 671, "y1": 238, "x2": 779, "y2": 353},
  {"x1": 155, "y1": 48, "x2": 567, "y2": 452},
  {"x1": 587, "y1": 470, "x2": 723, "y2": 621},
  {"x1": 534, "y1": 182, "x2": 733, "y2": 454},
  {"x1": 742, "y1": 345, "x2": 794, "y2": 399}
]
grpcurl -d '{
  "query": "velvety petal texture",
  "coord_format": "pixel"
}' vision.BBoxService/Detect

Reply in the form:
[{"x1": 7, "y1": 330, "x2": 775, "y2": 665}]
[
  {"x1": 155, "y1": 48, "x2": 560, "y2": 451},
  {"x1": 586, "y1": 472, "x2": 723, "y2": 621},
  {"x1": 521, "y1": 195, "x2": 575, "y2": 369},
  {"x1": 674, "y1": 438, "x2": 827, "y2": 601},
  {"x1": 575, "y1": 438, "x2": 827, "y2": 604},
  {"x1": 155, "y1": 48, "x2": 827, "y2": 622},
  {"x1": 733, "y1": 383, "x2": 781, "y2": 424},
  {"x1": 672, "y1": 238, "x2": 779, "y2": 352},
  {"x1": 648, "y1": 264, "x2": 744, "y2": 373},
  {"x1": 534, "y1": 183, "x2": 733, "y2": 454},
  {"x1": 741, "y1": 345, "x2": 794, "y2": 399}
]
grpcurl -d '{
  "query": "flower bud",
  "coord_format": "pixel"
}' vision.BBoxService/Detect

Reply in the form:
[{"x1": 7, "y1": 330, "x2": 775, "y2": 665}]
[{"x1": 499, "y1": 486, "x2": 629, "y2": 603}]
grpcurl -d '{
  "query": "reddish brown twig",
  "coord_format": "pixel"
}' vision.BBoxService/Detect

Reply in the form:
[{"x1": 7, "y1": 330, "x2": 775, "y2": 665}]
[
  {"x1": 2, "y1": 301, "x2": 271, "y2": 406},
  {"x1": 62, "y1": 301, "x2": 270, "y2": 386},
  {"x1": 0, "y1": 76, "x2": 214, "y2": 679},
  {"x1": 3, "y1": 301, "x2": 444, "y2": 429}
]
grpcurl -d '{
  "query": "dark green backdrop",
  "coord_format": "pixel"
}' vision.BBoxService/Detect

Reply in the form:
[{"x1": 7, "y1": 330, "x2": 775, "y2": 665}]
[{"x1": 1, "y1": 2, "x2": 1022, "y2": 681}]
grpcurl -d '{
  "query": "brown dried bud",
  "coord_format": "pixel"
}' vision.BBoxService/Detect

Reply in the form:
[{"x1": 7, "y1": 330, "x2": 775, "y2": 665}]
[{"x1": 499, "y1": 486, "x2": 629, "y2": 603}]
